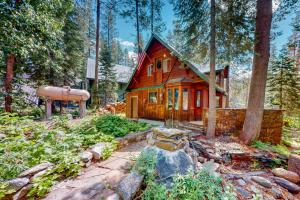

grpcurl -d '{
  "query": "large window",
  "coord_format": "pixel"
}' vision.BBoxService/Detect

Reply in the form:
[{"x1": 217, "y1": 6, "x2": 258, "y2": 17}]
[
  {"x1": 163, "y1": 59, "x2": 170, "y2": 73},
  {"x1": 196, "y1": 91, "x2": 201, "y2": 107},
  {"x1": 147, "y1": 64, "x2": 153, "y2": 76},
  {"x1": 174, "y1": 88, "x2": 179, "y2": 110},
  {"x1": 149, "y1": 92, "x2": 157, "y2": 103},
  {"x1": 168, "y1": 89, "x2": 173, "y2": 110},
  {"x1": 182, "y1": 88, "x2": 188, "y2": 111}
]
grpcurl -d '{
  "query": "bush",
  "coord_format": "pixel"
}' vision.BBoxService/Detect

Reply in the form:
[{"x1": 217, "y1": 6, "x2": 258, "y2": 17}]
[
  {"x1": 132, "y1": 149, "x2": 236, "y2": 200},
  {"x1": 94, "y1": 114, "x2": 150, "y2": 137}
]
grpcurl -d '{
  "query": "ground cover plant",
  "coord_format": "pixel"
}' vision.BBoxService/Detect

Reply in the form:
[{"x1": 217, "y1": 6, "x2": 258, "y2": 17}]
[
  {"x1": 0, "y1": 113, "x2": 149, "y2": 198},
  {"x1": 132, "y1": 149, "x2": 236, "y2": 200}
]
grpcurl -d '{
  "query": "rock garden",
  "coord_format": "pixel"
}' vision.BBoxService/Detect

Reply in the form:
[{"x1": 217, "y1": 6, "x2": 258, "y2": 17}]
[{"x1": 0, "y1": 113, "x2": 149, "y2": 199}]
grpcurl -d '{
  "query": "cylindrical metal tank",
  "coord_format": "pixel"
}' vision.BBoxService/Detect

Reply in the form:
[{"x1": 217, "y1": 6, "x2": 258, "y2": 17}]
[{"x1": 36, "y1": 86, "x2": 90, "y2": 101}]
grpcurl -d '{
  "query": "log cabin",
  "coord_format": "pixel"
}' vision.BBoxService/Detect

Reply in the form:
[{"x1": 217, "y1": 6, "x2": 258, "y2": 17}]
[{"x1": 125, "y1": 34, "x2": 229, "y2": 122}]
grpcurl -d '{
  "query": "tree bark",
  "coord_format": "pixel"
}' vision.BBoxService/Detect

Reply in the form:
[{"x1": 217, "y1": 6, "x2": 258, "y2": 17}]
[
  {"x1": 92, "y1": 0, "x2": 101, "y2": 107},
  {"x1": 240, "y1": 0, "x2": 272, "y2": 144},
  {"x1": 136, "y1": 0, "x2": 140, "y2": 64},
  {"x1": 207, "y1": 0, "x2": 216, "y2": 139},
  {"x1": 4, "y1": 54, "x2": 15, "y2": 112},
  {"x1": 151, "y1": 0, "x2": 154, "y2": 33}
]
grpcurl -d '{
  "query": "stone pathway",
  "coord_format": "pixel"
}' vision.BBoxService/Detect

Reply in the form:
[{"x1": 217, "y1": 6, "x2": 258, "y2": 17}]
[{"x1": 44, "y1": 141, "x2": 147, "y2": 200}]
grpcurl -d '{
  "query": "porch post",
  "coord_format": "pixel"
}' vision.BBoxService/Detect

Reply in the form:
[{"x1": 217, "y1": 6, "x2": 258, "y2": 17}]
[{"x1": 189, "y1": 88, "x2": 195, "y2": 121}]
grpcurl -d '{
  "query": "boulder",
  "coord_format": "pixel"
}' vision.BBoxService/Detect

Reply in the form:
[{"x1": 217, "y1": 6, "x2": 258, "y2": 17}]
[
  {"x1": 19, "y1": 162, "x2": 53, "y2": 177},
  {"x1": 154, "y1": 147, "x2": 195, "y2": 185},
  {"x1": 7, "y1": 178, "x2": 29, "y2": 191},
  {"x1": 235, "y1": 186, "x2": 252, "y2": 199},
  {"x1": 273, "y1": 177, "x2": 300, "y2": 193},
  {"x1": 251, "y1": 176, "x2": 272, "y2": 188},
  {"x1": 272, "y1": 168, "x2": 300, "y2": 183},
  {"x1": 288, "y1": 154, "x2": 300, "y2": 176},
  {"x1": 80, "y1": 151, "x2": 93, "y2": 163},
  {"x1": 13, "y1": 184, "x2": 32, "y2": 200},
  {"x1": 117, "y1": 172, "x2": 143, "y2": 200},
  {"x1": 91, "y1": 142, "x2": 111, "y2": 160}
]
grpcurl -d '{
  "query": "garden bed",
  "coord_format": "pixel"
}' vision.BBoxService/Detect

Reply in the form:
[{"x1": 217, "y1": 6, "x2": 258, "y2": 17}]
[{"x1": 0, "y1": 113, "x2": 150, "y2": 199}]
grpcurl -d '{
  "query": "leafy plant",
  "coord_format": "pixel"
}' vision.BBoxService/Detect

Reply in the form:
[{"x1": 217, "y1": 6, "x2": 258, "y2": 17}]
[{"x1": 94, "y1": 114, "x2": 150, "y2": 137}]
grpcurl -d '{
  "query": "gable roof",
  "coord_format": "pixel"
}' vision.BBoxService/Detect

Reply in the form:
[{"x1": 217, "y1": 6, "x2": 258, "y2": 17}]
[
  {"x1": 86, "y1": 58, "x2": 133, "y2": 83},
  {"x1": 125, "y1": 33, "x2": 226, "y2": 94}
]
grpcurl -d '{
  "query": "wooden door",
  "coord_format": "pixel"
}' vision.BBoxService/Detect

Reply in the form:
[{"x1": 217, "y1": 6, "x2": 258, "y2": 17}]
[
  {"x1": 194, "y1": 90, "x2": 202, "y2": 120},
  {"x1": 131, "y1": 97, "x2": 138, "y2": 118},
  {"x1": 166, "y1": 88, "x2": 180, "y2": 120}
]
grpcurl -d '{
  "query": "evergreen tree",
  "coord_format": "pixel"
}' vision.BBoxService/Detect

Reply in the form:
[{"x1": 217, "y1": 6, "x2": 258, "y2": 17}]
[
  {"x1": 267, "y1": 48, "x2": 300, "y2": 111},
  {"x1": 149, "y1": 0, "x2": 166, "y2": 33},
  {"x1": 0, "y1": 0, "x2": 73, "y2": 111},
  {"x1": 120, "y1": 0, "x2": 149, "y2": 62},
  {"x1": 99, "y1": 43, "x2": 118, "y2": 106}
]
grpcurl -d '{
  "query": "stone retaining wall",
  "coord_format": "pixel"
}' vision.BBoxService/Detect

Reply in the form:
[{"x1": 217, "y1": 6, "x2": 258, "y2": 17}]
[{"x1": 203, "y1": 108, "x2": 284, "y2": 144}]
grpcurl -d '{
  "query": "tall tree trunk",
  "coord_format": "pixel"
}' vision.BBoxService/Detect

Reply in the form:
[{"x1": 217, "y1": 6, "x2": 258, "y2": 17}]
[
  {"x1": 207, "y1": 0, "x2": 216, "y2": 139},
  {"x1": 240, "y1": 0, "x2": 272, "y2": 144},
  {"x1": 136, "y1": 0, "x2": 140, "y2": 64},
  {"x1": 92, "y1": 0, "x2": 101, "y2": 107},
  {"x1": 4, "y1": 54, "x2": 15, "y2": 112},
  {"x1": 151, "y1": 0, "x2": 154, "y2": 33}
]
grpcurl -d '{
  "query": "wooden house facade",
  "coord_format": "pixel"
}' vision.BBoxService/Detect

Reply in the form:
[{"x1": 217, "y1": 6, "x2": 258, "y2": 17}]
[{"x1": 125, "y1": 34, "x2": 229, "y2": 122}]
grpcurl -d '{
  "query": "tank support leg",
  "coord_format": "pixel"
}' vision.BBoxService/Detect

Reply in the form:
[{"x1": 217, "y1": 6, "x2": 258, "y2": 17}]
[
  {"x1": 79, "y1": 100, "x2": 86, "y2": 118},
  {"x1": 46, "y1": 98, "x2": 52, "y2": 119}
]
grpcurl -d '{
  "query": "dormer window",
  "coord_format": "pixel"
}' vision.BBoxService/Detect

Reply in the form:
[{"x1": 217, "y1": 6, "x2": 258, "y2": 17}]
[{"x1": 147, "y1": 64, "x2": 153, "y2": 76}]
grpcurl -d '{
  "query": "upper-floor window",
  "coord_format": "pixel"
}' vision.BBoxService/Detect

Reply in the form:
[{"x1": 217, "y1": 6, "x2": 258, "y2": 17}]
[
  {"x1": 163, "y1": 59, "x2": 170, "y2": 73},
  {"x1": 216, "y1": 96, "x2": 220, "y2": 108},
  {"x1": 156, "y1": 59, "x2": 162, "y2": 70},
  {"x1": 147, "y1": 64, "x2": 153, "y2": 76}
]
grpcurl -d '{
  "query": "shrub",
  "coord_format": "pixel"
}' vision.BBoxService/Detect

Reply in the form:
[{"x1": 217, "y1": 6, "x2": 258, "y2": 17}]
[{"x1": 94, "y1": 114, "x2": 150, "y2": 137}]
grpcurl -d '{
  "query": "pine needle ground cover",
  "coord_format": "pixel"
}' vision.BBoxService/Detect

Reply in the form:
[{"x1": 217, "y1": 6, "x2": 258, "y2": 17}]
[{"x1": 0, "y1": 113, "x2": 149, "y2": 198}]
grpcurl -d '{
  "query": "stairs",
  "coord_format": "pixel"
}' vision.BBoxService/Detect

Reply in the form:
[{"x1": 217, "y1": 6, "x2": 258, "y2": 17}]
[{"x1": 178, "y1": 121, "x2": 206, "y2": 138}]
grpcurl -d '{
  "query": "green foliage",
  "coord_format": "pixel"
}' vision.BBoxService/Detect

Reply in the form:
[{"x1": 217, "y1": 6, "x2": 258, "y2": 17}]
[
  {"x1": 99, "y1": 43, "x2": 118, "y2": 106},
  {"x1": 142, "y1": 170, "x2": 236, "y2": 200},
  {"x1": 94, "y1": 114, "x2": 150, "y2": 137},
  {"x1": 252, "y1": 141, "x2": 291, "y2": 156},
  {"x1": 133, "y1": 149, "x2": 236, "y2": 200},
  {"x1": 132, "y1": 148, "x2": 157, "y2": 182},
  {"x1": 267, "y1": 48, "x2": 300, "y2": 112},
  {"x1": 0, "y1": 113, "x2": 147, "y2": 198},
  {"x1": 283, "y1": 116, "x2": 300, "y2": 129}
]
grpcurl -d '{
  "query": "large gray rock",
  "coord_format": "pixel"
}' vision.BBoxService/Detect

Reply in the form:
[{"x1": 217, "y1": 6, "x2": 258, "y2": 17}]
[
  {"x1": 149, "y1": 146, "x2": 195, "y2": 186},
  {"x1": 273, "y1": 177, "x2": 300, "y2": 193},
  {"x1": 272, "y1": 168, "x2": 300, "y2": 183},
  {"x1": 251, "y1": 176, "x2": 272, "y2": 188},
  {"x1": 13, "y1": 184, "x2": 32, "y2": 200},
  {"x1": 7, "y1": 178, "x2": 29, "y2": 191},
  {"x1": 19, "y1": 162, "x2": 53, "y2": 177},
  {"x1": 91, "y1": 142, "x2": 111, "y2": 160},
  {"x1": 80, "y1": 151, "x2": 93, "y2": 163},
  {"x1": 117, "y1": 172, "x2": 143, "y2": 200}
]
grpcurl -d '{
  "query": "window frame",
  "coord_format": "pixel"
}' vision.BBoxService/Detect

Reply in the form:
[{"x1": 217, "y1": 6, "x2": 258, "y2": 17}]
[
  {"x1": 162, "y1": 58, "x2": 170, "y2": 73},
  {"x1": 147, "y1": 64, "x2": 153, "y2": 76},
  {"x1": 148, "y1": 91, "x2": 158, "y2": 104},
  {"x1": 182, "y1": 88, "x2": 189, "y2": 111}
]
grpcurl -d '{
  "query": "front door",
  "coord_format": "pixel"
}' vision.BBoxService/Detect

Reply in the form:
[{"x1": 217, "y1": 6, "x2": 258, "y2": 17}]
[
  {"x1": 194, "y1": 90, "x2": 202, "y2": 120},
  {"x1": 131, "y1": 97, "x2": 138, "y2": 118},
  {"x1": 166, "y1": 88, "x2": 180, "y2": 120}
]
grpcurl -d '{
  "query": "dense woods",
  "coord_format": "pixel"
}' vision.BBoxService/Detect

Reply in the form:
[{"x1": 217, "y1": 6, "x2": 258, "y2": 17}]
[{"x1": 0, "y1": 0, "x2": 300, "y2": 145}]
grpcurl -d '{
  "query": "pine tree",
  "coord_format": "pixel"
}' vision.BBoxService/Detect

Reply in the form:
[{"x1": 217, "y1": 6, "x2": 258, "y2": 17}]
[
  {"x1": 99, "y1": 43, "x2": 118, "y2": 106},
  {"x1": 267, "y1": 48, "x2": 300, "y2": 112}
]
